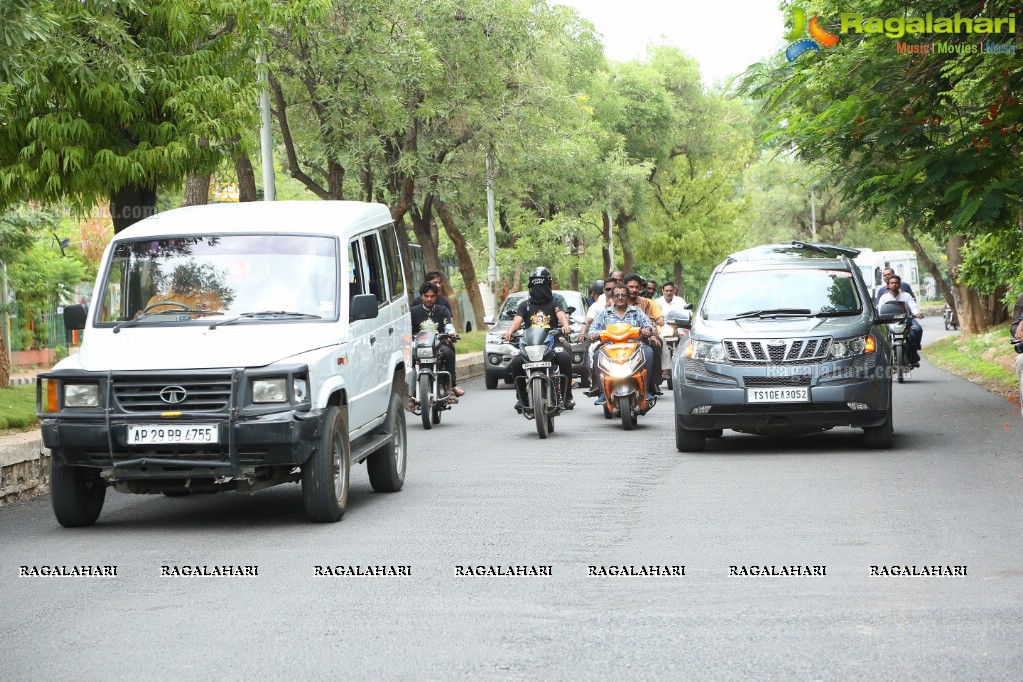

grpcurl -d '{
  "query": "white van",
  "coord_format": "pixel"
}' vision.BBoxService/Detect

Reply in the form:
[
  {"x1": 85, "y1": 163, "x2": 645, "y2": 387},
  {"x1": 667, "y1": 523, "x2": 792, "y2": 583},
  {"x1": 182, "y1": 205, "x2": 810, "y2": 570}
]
[{"x1": 38, "y1": 201, "x2": 411, "y2": 526}]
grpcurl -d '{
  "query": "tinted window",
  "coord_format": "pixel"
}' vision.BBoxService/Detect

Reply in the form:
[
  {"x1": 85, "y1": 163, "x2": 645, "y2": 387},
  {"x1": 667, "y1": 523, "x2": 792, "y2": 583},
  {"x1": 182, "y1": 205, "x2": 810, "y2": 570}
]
[
  {"x1": 379, "y1": 224, "x2": 405, "y2": 301},
  {"x1": 361, "y1": 233, "x2": 386, "y2": 305}
]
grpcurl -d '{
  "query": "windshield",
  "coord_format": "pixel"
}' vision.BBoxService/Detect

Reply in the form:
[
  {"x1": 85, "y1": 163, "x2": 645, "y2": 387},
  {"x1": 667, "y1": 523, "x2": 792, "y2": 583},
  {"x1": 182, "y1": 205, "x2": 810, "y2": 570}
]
[
  {"x1": 96, "y1": 234, "x2": 338, "y2": 325},
  {"x1": 701, "y1": 269, "x2": 862, "y2": 321}
]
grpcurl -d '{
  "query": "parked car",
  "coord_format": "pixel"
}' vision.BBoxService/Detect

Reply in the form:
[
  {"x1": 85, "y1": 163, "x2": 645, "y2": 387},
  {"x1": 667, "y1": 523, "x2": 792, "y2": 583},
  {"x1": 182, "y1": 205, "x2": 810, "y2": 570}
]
[
  {"x1": 38, "y1": 201, "x2": 411, "y2": 526},
  {"x1": 671, "y1": 241, "x2": 904, "y2": 452},
  {"x1": 483, "y1": 289, "x2": 588, "y2": 390}
]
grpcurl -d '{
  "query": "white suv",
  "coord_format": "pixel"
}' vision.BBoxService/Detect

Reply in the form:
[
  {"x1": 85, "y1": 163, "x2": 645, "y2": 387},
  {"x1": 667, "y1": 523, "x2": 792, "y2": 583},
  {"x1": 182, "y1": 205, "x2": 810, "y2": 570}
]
[{"x1": 38, "y1": 201, "x2": 411, "y2": 526}]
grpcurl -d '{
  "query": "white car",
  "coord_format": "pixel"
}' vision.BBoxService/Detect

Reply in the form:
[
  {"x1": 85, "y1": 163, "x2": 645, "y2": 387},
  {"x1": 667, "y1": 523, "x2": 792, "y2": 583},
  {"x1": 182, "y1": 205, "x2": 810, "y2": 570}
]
[{"x1": 38, "y1": 201, "x2": 411, "y2": 526}]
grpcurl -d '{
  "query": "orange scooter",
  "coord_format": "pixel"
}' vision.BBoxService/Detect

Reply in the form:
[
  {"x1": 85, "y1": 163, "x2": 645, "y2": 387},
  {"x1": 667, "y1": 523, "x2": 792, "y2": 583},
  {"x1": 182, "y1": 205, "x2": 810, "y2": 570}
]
[{"x1": 594, "y1": 323, "x2": 655, "y2": 430}]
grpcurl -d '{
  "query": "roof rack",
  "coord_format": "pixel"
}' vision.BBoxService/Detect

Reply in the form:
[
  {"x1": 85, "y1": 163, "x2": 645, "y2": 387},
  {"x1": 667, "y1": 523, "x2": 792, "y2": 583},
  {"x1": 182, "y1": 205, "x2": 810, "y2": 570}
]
[{"x1": 727, "y1": 241, "x2": 861, "y2": 263}]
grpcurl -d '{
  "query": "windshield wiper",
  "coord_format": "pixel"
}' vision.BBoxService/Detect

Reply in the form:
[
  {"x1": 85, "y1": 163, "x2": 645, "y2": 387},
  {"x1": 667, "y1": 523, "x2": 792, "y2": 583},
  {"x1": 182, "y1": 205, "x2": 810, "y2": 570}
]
[
  {"x1": 727, "y1": 308, "x2": 813, "y2": 320},
  {"x1": 113, "y1": 309, "x2": 226, "y2": 334},
  {"x1": 814, "y1": 310, "x2": 861, "y2": 317},
  {"x1": 209, "y1": 311, "x2": 321, "y2": 329}
]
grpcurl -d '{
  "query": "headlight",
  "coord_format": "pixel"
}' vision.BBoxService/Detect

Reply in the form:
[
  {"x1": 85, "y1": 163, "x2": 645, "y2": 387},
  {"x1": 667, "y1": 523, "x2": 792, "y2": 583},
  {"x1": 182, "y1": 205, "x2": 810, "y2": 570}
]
[
  {"x1": 293, "y1": 377, "x2": 308, "y2": 403},
  {"x1": 416, "y1": 346, "x2": 433, "y2": 358},
  {"x1": 64, "y1": 383, "x2": 100, "y2": 408},
  {"x1": 829, "y1": 336, "x2": 868, "y2": 359},
  {"x1": 685, "y1": 339, "x2": 726, "y2": 362},
  {"x1": 486, "y1": 333, "x2": 505, "y2": 345},
  {"x1": 659, "y1": 325, "x2": 676, "y2": 338},
  {"x1": 598, "y1": 350, "x2": 644, "y2": 376},
  {"x1": 252, "y1": 378, "x2": 288, "y2": 403},
  {"x1": 525, "y1": 345, "x2": 546, "y2": 362}
]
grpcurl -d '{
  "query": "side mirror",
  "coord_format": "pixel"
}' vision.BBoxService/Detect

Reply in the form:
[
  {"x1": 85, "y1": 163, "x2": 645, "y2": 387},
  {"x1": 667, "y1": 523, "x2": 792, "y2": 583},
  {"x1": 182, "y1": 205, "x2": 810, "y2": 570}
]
[
  {"x1": 875, "y1": 301, "x2": 907, "y2": 325},
  {"x1": 63, "y1": 304, "x2": 87, "y2": 331},
  {"x1": 684, "y1": 303, "x2": 694, "y2": 310},
  {"x1": 666, "y1": 309, "x2": 692, "y2": 330},
  {"x1": 483, "y1": 315, "x2": 494, "y2": 325},
  {"x1": 350, "y1": 293, "x2": 379, "y2": 321}
]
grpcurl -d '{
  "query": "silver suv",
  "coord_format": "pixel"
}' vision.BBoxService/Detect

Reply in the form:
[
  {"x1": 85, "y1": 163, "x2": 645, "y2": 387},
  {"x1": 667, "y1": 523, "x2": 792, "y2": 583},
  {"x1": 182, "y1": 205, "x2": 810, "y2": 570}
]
[{"x1": 670, "y1": 242, "x2": 905, "y2": 452}]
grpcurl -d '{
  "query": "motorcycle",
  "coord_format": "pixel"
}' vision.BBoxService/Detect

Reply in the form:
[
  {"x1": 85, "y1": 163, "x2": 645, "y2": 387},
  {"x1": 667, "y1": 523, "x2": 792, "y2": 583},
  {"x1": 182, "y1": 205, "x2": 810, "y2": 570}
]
[
  {"x1": 659, "y1": 321, "x2": 686, "y2": 390},
  {"x1": 410, "y1": 327, "x2": 457, "y2": 429},
  {"x1": 880, "y1": 302, "x2": 912, "y2": 383},
  {"x1": 513, "y1": 326, "x2": 567, "y2": 439},
  {"x1": 594, "y1": 323, "x2": 655, "y2": 430},
  {"x1": 943, "y1": 303, "x2": 959, "y2": 330}
]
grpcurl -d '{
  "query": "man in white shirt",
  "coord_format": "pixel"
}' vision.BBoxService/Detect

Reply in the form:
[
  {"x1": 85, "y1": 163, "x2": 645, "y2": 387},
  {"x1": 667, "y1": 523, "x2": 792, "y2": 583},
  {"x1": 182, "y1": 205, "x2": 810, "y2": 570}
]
[
  {"x1": 878, "y1": 274, "x2": 923, "y2": 365},
  {"x1": 655, "y1": 281, "x2": 687, "y2": 316}
]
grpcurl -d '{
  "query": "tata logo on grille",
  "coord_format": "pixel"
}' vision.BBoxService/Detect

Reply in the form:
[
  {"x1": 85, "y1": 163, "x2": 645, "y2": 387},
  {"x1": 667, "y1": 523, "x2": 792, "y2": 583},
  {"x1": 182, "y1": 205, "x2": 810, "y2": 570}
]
[{"x1": 160, "y1": 386, "x2": 187, "y2": 404}]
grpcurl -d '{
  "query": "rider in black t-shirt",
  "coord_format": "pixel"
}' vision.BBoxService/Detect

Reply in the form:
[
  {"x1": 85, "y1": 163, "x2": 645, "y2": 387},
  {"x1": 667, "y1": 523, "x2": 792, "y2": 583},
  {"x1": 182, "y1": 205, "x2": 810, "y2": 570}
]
[
  {"x1": 410, "y1": 282, "x2": 462, "y2": 398},
  {"x1": 502, "y1": 267, "x2": 574, "y2": 411}
]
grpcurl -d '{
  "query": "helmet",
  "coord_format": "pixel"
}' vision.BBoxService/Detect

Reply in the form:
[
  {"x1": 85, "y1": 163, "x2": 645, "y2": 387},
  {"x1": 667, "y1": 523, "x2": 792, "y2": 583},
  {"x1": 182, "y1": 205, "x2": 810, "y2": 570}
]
[
  {"x1": 528, "y1": 267, "x2": 552, "y2": 288},
  {"x1": 590, "y1": 279, "x2": 604, "y2": 295}
]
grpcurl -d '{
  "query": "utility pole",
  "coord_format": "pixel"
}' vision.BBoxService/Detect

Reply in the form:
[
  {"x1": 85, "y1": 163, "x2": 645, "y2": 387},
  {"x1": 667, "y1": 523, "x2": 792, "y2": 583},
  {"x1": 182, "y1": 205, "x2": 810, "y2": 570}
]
[
  {"x1": 258, "y1": 52, "x2": 276, "y2": 201},
  {"x1": 486, "y1": 148, "x2": 497, "y2": 291},
  {"x1": 0, "y1": 260, "x2": 9, "y2": 357},
  {"x1": 810, "y1": 190, "x2": 817, "y2": 241}
]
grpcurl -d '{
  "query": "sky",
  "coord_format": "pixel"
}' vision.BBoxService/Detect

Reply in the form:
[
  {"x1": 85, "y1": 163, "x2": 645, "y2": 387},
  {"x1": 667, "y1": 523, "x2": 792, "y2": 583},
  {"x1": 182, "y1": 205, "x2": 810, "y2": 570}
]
[{"x1": 552, "y1": 0, "x2": 786, "y2": 86}]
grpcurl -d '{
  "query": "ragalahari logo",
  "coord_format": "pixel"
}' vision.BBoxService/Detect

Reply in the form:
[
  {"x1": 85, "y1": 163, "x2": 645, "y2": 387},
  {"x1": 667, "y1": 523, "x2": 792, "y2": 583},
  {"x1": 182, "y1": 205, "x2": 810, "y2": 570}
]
[{"x1": 785, "y1": 6, "x2": 840, "y2": 61}]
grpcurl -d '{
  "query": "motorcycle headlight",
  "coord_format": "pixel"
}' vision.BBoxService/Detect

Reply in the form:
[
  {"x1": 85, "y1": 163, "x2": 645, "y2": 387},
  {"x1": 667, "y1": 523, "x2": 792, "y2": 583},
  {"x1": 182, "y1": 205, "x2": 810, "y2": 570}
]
[
  {"x1": 64, "y1": 383, "x2": 100, "y2": 408},
  {"x1": 486, "y1": 333, "x2": 505, "y2": 345},
  {"x1": 416, "y1": 346, "x2": 433, "y2": 358},
  {"x1": 525, "y1": 345, "x2": 546, "y2": 362},
  {"x1": 659, "y1": 325, "x2": 676, "y2": 338},
  {"x1": 253, "y1": 378, "x2": 288, "y2": 403},
  {"x1": 685, "y1": 339, "x2": 725, "y2": 362}
]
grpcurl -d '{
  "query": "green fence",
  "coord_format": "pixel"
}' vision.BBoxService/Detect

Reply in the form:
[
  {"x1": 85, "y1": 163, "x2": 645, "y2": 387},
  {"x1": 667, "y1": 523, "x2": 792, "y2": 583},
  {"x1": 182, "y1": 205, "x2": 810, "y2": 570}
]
[{"x1": 7, "y1": 308, "x2": 69, "y2": 352}]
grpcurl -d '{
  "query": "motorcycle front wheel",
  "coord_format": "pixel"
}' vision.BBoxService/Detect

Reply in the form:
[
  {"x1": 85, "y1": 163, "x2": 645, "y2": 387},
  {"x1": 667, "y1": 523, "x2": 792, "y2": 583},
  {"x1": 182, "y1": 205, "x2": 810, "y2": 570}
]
[
  {"x1": 532, "y1": 378, "x2": 549, "y2": 439},
  {"x1": 419, "y1": 373, "x2": 434, "y2": 430},
  {"x1": 621, "y1": 395, "x2": 636, "y2": 430},
  {"x1": 894, "y1": 345, "x2": 905, "y2": 383}
]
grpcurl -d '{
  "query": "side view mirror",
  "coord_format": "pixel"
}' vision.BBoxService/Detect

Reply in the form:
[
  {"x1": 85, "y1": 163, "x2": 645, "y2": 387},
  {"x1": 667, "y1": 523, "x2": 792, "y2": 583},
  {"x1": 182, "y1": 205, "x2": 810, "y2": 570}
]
[
  {"x1": 63, "y1": 304, "x2": 88, "y2": 331},
  {"x1": 666, "y1": 309, "x2": 692, "y2": 330},
  {"x1": 684, "y1": 303, "x2": 694, "y2": 310},
  {"x1": 350, "y1": 293, "x2": 379, "y2": 321},
  {"x1": 483, "y1": 315, "x2": 494, "y2": 325}
]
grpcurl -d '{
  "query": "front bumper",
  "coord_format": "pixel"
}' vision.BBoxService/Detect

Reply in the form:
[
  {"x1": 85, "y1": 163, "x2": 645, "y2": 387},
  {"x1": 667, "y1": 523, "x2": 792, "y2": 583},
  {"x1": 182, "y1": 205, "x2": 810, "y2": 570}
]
[
  {"x1": 674, "y1": 357, "x2": 890, "y2": 431},
  {"x1": 37, "y1": 366, "x2": 320, "y2": 479}
]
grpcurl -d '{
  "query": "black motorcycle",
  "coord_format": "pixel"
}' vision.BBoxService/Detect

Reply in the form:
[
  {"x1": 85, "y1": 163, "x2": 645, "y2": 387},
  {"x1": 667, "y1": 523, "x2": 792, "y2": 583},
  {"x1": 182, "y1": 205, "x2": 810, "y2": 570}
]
[
  {"x1": 943, "y1": 303, "x2": 959, "y2": 330},
  {"x1": 880, "y1": 302, "x2": 912, "y2": 383},
  {"x1": 410, "y1": 329, "x2": 456, "y2": 429},
  {"x1": 513, "y1": 327, "x2": 567, "y2": 439}
]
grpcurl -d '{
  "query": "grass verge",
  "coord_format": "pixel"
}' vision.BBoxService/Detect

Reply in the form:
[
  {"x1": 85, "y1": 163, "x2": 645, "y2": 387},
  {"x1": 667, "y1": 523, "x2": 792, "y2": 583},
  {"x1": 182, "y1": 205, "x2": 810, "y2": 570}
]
[
  {"x1": 925, "y1": 324, "x2": 1019, "y2": 401},
  {"x1": 0, "y1": 383, "x2": 39, "y2": 434},
  {"x1": 455, "y1": 330, "x2": 486, "y2": 355}
]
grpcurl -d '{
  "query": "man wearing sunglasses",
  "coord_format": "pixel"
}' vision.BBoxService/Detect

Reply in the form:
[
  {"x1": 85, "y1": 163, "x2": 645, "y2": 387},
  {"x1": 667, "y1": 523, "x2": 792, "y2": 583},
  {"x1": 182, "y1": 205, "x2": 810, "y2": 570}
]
[
  {"x1": 586, "y1": 283, "x2": 657, "y2": 404},
  {"x1": 580, "y1": 278, "x2": 618, "y2": 393}
]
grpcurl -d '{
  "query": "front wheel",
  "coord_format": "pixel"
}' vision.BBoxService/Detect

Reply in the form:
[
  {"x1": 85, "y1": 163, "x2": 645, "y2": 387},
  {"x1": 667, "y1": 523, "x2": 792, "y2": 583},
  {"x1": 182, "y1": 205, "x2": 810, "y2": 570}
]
[
  {"x1": 302, "y1": 405, "x2": 350, "y2": 522},
  {"x1": 944, "y1": 316, "x2": 951, "y2": 331},
  {"x1": 675, "y1": 419, "x2": 706, "y2": 452},
  {"x1": 485, "y1": 373, "x2": 498, "y2": 390},
  {"x1": 864, "y1": 389, "x2": 894, "y2": 449},
  {"x1": 532, "y1": 378, "x2": 549, "y2": 439},
  {"x1": 621, "y1": 395, "x2": 636, "y2": 430},
  {"x1": 367, "y1": 390, "x2": 407, "y2": 492},
  {"x1": 894, "y1": 345, "x2": 905, "y2": 383},
  {"x1": 419, "y1": 373, "x2": 433, "y2": 430},
  {"x1": 51, "y1": 456, "x2": 106, "y2": 527}
]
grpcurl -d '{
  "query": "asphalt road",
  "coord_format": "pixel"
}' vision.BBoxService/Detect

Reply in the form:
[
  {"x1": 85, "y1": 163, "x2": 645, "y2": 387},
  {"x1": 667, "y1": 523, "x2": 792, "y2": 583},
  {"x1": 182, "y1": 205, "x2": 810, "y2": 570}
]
[{"x1": 2, "y1": 317, "x2": 1021, "y2": 680}]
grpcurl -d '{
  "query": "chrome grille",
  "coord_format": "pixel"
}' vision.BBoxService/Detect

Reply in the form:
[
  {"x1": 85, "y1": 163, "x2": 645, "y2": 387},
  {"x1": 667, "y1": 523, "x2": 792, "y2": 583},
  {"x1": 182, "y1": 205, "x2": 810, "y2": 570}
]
[
  {"x1": 724, "y1": 338, "x2": 832, "y2": 365},
  {"x1": 113, "y1": 375, "x2": 232, "y2": 413},
  {"x1": 743, "y1": 375, "x2": 812, "y2": 388}
]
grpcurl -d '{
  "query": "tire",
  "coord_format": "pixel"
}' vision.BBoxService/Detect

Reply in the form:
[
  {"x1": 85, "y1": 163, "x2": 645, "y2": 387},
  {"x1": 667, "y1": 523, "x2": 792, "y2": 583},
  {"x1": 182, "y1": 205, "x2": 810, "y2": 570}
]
[
  {"x1": 602, "y1": 400, "x2": 613, "y2": 419},
  {"x1": 532, "y1": 378, "x2": 549, "y2": 439},
  {"x1": 367, "y1": 390, "x2": 407, "y2": 493},
  {"x1": 50, "y1": 455, "x2": 106, "y2": 527},
  {"x1": 579, "y1": 373, "x2": 590, "y2": 389},
  {"x1": 621, "y1": 396, "x2": 636, "y2": 430},
  {"x1": 895, "y1": 345, "x2": 905, "y2": 384},
  {"x1": 485, "y1": 373, "x2": 498, "y2": 390},
  {"x1": 419, "y1": 373, "x2": 433, "y2": 430},
  {"x1": 547, "y1": 413, "x2": 555, "y2": 433},
  {"x1": 864, "y1": 389, "x2": 894, "y2": 449},
  {"x1": 675, "y1": 418, "x2": 706, "y2": 452},
  {"x1": 432, "y1": 406, "x2": 442, "y2": 425},
  {"x1": 302, "y1": 405, "x2": 350, "y2": 522},
  {"x1": 944, "y1": 317, "x2": 951, "y2": 331}
]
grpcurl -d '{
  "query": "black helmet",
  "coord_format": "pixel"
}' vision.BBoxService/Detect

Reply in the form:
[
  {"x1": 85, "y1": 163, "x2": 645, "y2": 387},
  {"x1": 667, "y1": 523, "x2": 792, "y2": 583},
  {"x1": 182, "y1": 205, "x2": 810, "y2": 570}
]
[
  {"x1": 528, "y1": 267, "x2": 552, "y2": 288},
  {"x1": 590, "y1": 279, "x2": 604, "y2": 294}
]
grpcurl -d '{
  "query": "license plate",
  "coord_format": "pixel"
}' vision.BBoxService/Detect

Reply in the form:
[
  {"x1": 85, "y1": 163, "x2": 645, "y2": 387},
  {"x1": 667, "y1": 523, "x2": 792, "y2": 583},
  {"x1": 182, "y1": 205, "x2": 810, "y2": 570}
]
[
  {"x1": 418, "y1": 358, "x2": 436, "y2": 364},
  {"x1": 523, "y1": 361, "x2": 551, "y2": 369},
  {"x1": 128, "y1": 424, "x2": 219, "y2": 445},
  {"x1": 746, "y1": 387, "x2": 809, "y2": 403}
]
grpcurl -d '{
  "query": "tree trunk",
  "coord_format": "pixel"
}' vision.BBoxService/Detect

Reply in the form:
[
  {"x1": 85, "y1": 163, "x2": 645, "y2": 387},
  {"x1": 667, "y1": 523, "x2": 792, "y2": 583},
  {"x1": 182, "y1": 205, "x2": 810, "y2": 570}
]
[
  {"x1": 568, "y1": 236, "x2": 580, "y2": 291},
  {"x1": 408, "y1": 201, "x2": 457, "y2": 325},
  {"x1": 946, "y1": 235, "x2": 1009, "y2": 333},
  {"x1": 0, "y1": 333, "x2": 10, "y2": 388},
  {"x1": 182, "y1": 173, "x2": 211, "y2": 207},
  {"x1": 232, "y1": 147, "x2": 258, "y2": 202},
  {"x1": 110, "y1": 184, "x2": 158, "y2": 234},
  {"x1": 433, "y1": 197, "x2": 485, "y2": 331},
  {"x1": 616, "y1": 214, "x2": 634, "y2": 275},
  {"x1": 901, "y1": 227, "x2": 952, "y2": 308},
  {"x1": 673, "y1": 261, "x2": 683, "y2": 299},
  {"x1": 601, "y1": 210, "x2": 613, "y2": 275}
]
